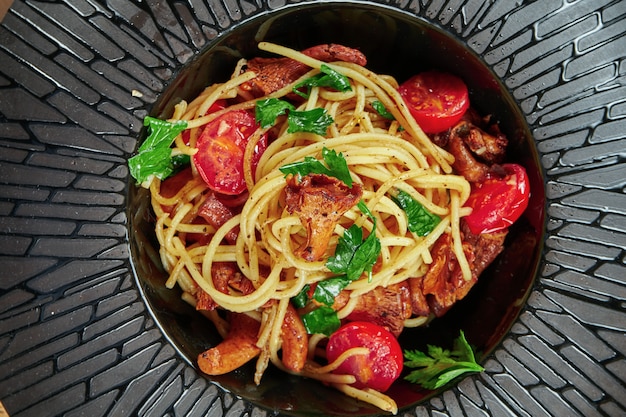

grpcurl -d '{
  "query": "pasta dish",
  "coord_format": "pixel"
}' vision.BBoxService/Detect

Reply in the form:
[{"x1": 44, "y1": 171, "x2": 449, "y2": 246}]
[{"x1": 128, "y1": 42, "x2": 530, "y2": 413}]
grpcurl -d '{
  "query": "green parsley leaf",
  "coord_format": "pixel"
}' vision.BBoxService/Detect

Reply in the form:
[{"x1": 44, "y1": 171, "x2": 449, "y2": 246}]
[
  {"x1": 301, "y1": 305, "x2": 341, "y2": 336},
  {"x1": 255, "y1": 98, "x2": 333, "y2": 134},
  {"x1": 279, "y1": 156, "x2": 327, "y2": 177},
  {"x1": 352, "y1": 201, "x2": 381, "y2": 281},
  {"x1": 312, "y1": 276, "x2": 353, "y2": 306},
  {"x1": 255, "y1": 97, "x2": 295, "y2": 128},
  {"x1": 292, "y1": 280, "x2": 348, "y2": 336},
  {"x1": 404, "y1": 330, "x2": 484, "y2": 390},
  {"x1": 171, "y1": 154, "x2": 191, "y2": 170},
  {"x1": 287, "y1": 108, "x2": 334, "y2": 135},
  {"x1": 372, "y1": 100, "x2": 395, "y2": 120},
  {"x1": 326, "y1": 201, "x2": 381, "y2": 281},
  {"x1": 321, "y1": 147, "x2": 352, "y2": 186},
  {"x1": 292, "y1": 284, "x2": 310, "y2": 308},
  {"x1": 128, "y1": 116, "x2": 188, "y2": 184},
  {"x1": 391, "y1": 189, "x2": 441, "y2": 236},
  {"x1": 348, "y1": 226, "x2": 381, "y2": 281},
  {"x1": 293, "y1": 64, "x2": 352, "y2": 99},
  {"x1": 357, "y1": 200, "x2": 374, "y2": 219},
  {"x1": 326, "y1": 223, "x2": 362, "y2": 276},
  {"x1": 279, "y1": 147, "x2": 352, "y2": 187}
]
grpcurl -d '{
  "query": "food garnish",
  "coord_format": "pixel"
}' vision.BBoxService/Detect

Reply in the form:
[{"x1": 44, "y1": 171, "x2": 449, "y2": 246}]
[
  {"x1": 279, "y1": 147, "x2": 353, "y2": 187},
  {"x1": 255, "y1": 98, "x2": 334, "y2": 134},
  {"x1": 255, "y1": 97, "x2": 294, "y2": 127},
  {"x1": 372, "y1": 100, "x2": 395, "y2": 120},
  {"x1": 404, "y1": 330, "x2": 484, "y2": 389},
  {"x1": 287, "y1": 108, "x2": 334, "y2": 135},
  {"x1": 293, "y1": 63, "x2": 352, "y2": 98},
  {"x1": 128, "y1": 116, "x2": 188, "y2": 185},
  {"x1": 390, "y1": 189, "x2": 441, "y2": 236}
]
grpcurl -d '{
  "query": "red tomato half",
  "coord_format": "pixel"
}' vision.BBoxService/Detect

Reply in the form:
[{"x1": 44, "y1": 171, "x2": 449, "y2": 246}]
[
  {"x1": 192, "y1": 110, "x2": 267, "y2": 195},
  {"x1": 464, "y1": 163, "x2": 530, "y2": 235},
  {"x1": 182, "y1": 99, "x2": 227, "y2": 145},
  {"x1": 326, "y1": 321, "x2": 403, "y2": 392},
  {"x1": 398, "y1": 71, "x2": 469, "y2": 134}
]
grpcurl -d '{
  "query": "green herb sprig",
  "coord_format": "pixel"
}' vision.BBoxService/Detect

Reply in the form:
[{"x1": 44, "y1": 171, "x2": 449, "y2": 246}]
[
  {"x1": 279, "y1": 147, "x2": 352, "y2": 187},
  {"x1": 404, "y1": 330, "x2": 484, "y2": 389}
]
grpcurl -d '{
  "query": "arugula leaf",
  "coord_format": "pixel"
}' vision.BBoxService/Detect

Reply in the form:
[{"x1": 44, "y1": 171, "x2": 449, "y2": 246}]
[
  {"x1": 326, "y1": 201, "x2": 381, "y2": 281},
  {"x1": 372, "y1": 100, "x2": 395, "y2": 120},
  {"x1": 287, "y1": 108, "x2": 334, "y2": 135},
  {"x1": 279, "y1": 147, "x2": 352, "y2": 187},
  {"x1": 391, "y1": 189, "x2": 441, "y2": 236},
  {"x1": 301, "y1": 305, "x2": 341, "y2": 336},
  {"x1": 128, "y1": 117, "x2": 188, "y2": 184},
  {"x1": 404, "y1": 330, "x2": 484, "y2": 390},
  {"x1": 293, "y1": 64, "x2": 352, "y2": 99},
  {"x1": 256, "y1": 97, "x2": 295, "y2": 128}
]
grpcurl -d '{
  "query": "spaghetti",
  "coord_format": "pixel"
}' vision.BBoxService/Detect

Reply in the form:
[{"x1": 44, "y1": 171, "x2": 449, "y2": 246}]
[{"x1": 145, "y1": 42, "x2": 477, "y2": 414}]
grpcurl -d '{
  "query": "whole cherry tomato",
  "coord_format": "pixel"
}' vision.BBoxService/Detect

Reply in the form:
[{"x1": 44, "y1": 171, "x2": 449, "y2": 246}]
[
  {"x1": 398, "y1": 71, "x2": 469, "y2": 134},
  {"x1": 464, "y1": 163, "x2": 530, "y2": 235},
  {"x1": 326, "y1": 321, "x2": 403, "y2": 392},
  {"x1": 192, "y1": 110, "x2": 267, "y2": 195}
]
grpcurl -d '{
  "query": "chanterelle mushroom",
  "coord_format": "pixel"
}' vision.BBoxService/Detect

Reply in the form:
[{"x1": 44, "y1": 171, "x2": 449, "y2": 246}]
[{"x1": 284, "y1": 173, "x2": 362, "y2": 262}]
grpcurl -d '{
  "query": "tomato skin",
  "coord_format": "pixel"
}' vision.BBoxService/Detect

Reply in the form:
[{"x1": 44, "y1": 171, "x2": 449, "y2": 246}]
[
  {"x1": 464, "y1": 163, "x2": 530, "y2": 235},
  {"x1": 326, "y1": 321, "x2": 403, "y2": 392},
  {"x1": 192, "y1": 110, "x2": 266, "y2": 195},
  {"x1": 206, "y1": 99, "x2": 227, "y2": 114},
  {"x1": 398, "y1": 71, "x2": 469, "y2": 134},
  {"x1": 182, "y1": 99, "x2": 227, "y2": 145}
]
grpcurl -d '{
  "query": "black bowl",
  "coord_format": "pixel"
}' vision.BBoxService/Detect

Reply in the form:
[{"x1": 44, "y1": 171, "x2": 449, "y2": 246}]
[{"x1": 128, "y1": 2, "x2": 545, "y2": 415}]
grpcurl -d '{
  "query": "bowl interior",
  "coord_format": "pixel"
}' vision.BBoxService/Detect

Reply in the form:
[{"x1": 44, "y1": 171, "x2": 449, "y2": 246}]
[{"x1": 128, "y1": 3, "x2": 545, "y2": 416}]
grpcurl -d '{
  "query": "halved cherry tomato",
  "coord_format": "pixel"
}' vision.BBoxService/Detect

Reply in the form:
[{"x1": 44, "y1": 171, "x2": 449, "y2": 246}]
[
  {"x1": 182, "y1": 99, "x2": 227, "y2": 145},
  {"x1": 192, "y1": 110, "x2": 267, "y2": 195},
  {"x1": 398, "y1": 71, "x2": 469, "y2": 134},
  {"x1": 464, "y1": 163, "x2": 530, "y2": 235},
  {"x1": 326, "y1": 321, "x2": 403, "y2": 392}
]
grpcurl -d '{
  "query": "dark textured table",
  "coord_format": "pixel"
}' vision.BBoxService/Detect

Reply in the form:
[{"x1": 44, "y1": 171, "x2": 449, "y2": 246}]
[{"x1": 1, "y1": 1, "x2": 625, "y2": 416}]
